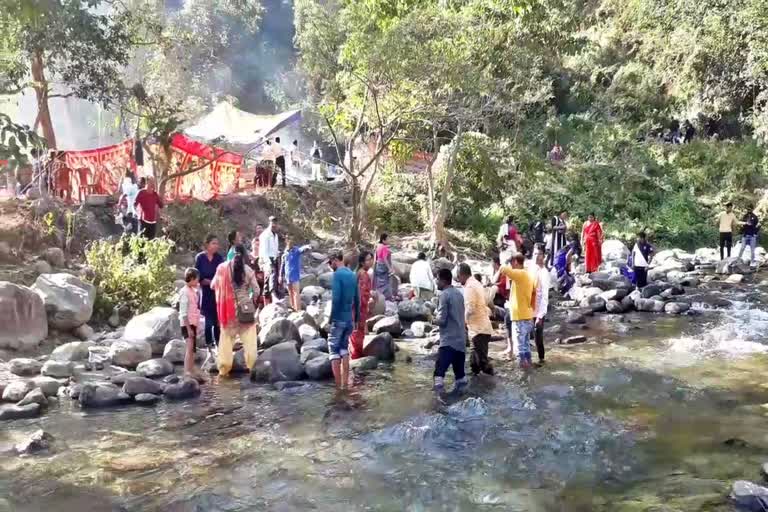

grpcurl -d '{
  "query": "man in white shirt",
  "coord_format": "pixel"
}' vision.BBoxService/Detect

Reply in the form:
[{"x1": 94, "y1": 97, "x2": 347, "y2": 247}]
[
  {"x1": 273, "y1": 136, "x2": 287, "y2": 187},
  {"x1": 409, "y1": 252, "x2": 436, "y2": 300},
  {"x1": 259, "y1": 216, "x2": 281, "y2": 300},
  {"x1": 527, "y1": 245, "x2": 550, "y2": 365}
]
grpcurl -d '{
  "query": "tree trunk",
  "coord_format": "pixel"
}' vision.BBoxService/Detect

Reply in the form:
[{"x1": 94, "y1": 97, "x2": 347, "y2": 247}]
[
  {"x1": 155, "y1": 144, "x2": 173, "y2": 197},
  {"x1": 359, "y1": 133, "x2": 384, "y2": 231},
  {"x1": 431, "y1": 129, "x2": 463, "y2": 248},
  {"x1": 350, "y1": 175, "x2": 362, "y2": 244},
  {"x1": 30, "y1": 50, "x2": 56, "y2": 148}
]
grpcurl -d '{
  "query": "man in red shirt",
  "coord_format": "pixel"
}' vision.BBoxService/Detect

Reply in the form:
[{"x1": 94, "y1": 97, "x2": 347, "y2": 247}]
[{"x1": 134, "y1": 178, "x2": 163, "y2": 239}]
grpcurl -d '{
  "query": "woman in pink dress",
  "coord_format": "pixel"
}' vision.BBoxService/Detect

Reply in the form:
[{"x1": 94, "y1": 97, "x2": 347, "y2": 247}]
[{"x1": 349, "y1": 251, "x2": 374, "y2": 359}]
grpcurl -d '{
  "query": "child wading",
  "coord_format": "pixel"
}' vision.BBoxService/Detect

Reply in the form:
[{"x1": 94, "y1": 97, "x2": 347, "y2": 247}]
[
  {"x1": 178, "y1": 267, "x2": 205, "y2": 381},
  {"x1": 433, "y1": 268, "x2": 468, "y2": 394}
]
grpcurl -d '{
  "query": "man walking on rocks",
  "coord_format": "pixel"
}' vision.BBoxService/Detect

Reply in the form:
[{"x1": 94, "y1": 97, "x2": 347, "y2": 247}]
[
  {"x1": 458, "y1": 263, "x2": 494, "y2": 376},
  {"x1": 434, "y1": 268, "x2": 468, "y2": 393},
  {"x1": 718, "y1": 202, "x2": 738, "y2": 260},
  {"x1": 328, "y1": 253, "x2": 360, "y2": 391},
  {"x1": 499, "y1": 253, "x2": 537, "y2": 368}
]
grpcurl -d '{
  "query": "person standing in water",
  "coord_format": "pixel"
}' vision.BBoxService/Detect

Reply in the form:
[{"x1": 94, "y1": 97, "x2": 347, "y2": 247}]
[
  {"x1": 527, "y1": 245, "x2": 550, "y2": 365},
  {"x1": 499, "y1": 253, "x2": 537, "y2": 368},
  {"x1": 457, "y1": 263, "x2": 494, "y2": 376},
  {"x1": 195, "y1": 235, "x2": 224, "y2": 347},
  {"x1": 328, "y1": 253, "x2": 360, "y2": 391},
  {"x1": 349, "y1": 251, "x2": 374, "y2": 360},
  {"x1": 433, "y1": 268, "x2": 468, "y2": 394}
]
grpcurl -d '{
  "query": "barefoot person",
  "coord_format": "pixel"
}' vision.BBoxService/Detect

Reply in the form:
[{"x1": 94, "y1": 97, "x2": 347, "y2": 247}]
[
  {"x1": 328, "y1": 253, "x2": 360, "y2": 390},
  {"x1": 434, "y1": 268, "x2": 468, "y2": 394},
  {"x1": 527, "y1": 245, "x2": 550, "y2": 365},
  {"x1": 280, "y1": 235, "x2": 311, "y2": 311},
  {"x1": 349, "y1": 251, "x2": 374, "y2": 360},
  {"x1": 581, "y1": 213, "x2": 604, "y2": 273},
  {"x1": 211, "y1": 245, "x2": 260, "y2": 377},
  {"x1": 195, "y1": 235, "x2": 224, "y2": 347},
  {"x1": 718, "y1": 202, "x2": 737, "y2": 260},
  {"x1": 373, "y1": 233, "x2": 394, "y2": 300},
  {"x1": 178, "y1": 268, "x2": 203, "y2": 379},
  {"x1": 499, "y1": 253, "x2": 537, "y2": 368},
  {"x1": 457, "y1": 263, "x2": 494, "y2": 376}
]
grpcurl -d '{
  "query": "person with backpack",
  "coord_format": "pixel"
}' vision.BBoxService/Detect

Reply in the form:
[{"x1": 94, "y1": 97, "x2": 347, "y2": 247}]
[{"x1": 211, "y1": 245, "x2": 260, "y2": 377}]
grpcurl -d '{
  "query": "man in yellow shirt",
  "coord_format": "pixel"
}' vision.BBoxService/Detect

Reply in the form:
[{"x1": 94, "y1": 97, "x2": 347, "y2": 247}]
[
  {"x1": 499, "y1": 253, "x2": 537, "y2": 368},
  {"x1": 457, "y1": 263, "x2": 494, "y2": 376},
  {"x1": 718, "y1": 202, "x2": 738, "y2": 260}
]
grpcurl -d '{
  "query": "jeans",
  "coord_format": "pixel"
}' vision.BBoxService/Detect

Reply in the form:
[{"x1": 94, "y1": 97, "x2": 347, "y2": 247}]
[
  {"x1": 328, "y1": 320, "x2": 353, "y2": 360},
  {"x1": 739, "y1": 234, "x2": 758, "y2": 264},
  {"x1": 719, "y1": 232, "x2": 733, "y2": 260},
  {"x1": 470, "y1": 333, "x2": 493, "y2": 375},
  {"x1": 434, "y1": 346, "x2": 466, "y2": 383},
  {"x1": 512, "y1": 319, "x2": 534, "y2": 363}
]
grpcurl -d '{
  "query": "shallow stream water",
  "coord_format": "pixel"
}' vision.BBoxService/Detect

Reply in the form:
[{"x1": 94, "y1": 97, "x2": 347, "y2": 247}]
[{"x1": 2, "y1": 286, "x2": 768, "y2": 511}]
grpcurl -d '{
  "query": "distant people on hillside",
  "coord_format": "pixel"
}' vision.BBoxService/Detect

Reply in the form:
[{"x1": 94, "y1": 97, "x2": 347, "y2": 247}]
[
  {"x1": 310, "y1": 141, "x2": 323, "y2": 182},
  {"x1": 497, "y1": 215, "x2": 523, "y2": 255},
  {"x1": 374, "y1": 233, "x2": 393, "y2": 300},
  {"x1": 718, "y1": 202, "x2": 738, "y2": 260},
  {"x1": 290, "y1": 139, "x2": 300, "y2": 169},
  {"x1": 681, "y1": 120, "x2": 696, "y2": 144},
  {"x1": 274, "y1": 136, "x2": 287, "y2": 187},
  {"x1": 581, "y1": 213, "x2": 604, "y2": 273},
  {"x1": 738, "y1": 204, "x2": 760, "y2": 266},
  {"x1": 118, "y1": 170, "x2": 139, "y2": 235},
  {"x1": 548, "y1": 210, "x2": 569, "y2": 267},
  {"x1": 134, "y1": 178, "x2": 163, "y2": 239}
]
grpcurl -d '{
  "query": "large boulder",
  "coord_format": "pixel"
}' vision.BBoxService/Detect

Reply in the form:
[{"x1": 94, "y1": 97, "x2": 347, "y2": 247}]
[
  {"x1": 9, "y1": 358, "x2": 43, "y2": 376},
  {"x1": 300, "y1": 348, "x2": 326, "y2": 365},
  {"x1": 259, "y1": 303, "x2": 289, "y2": 326},
  {"x1": 108, "y1": 340, "x2": 153, "y2": 369},
  {"x1": 50, "y1": 341, "x2": 93, "y2": 362},
  {"x1": 716, "y1": 257, "x2": 750, "y2": 275},
  {"x1": 0, "y1": 282, "x2": 48, "y2": 350},
  {"x1": 372, "y1": 316, "x2": 402, "y2": 337},
  {"x1": 664, "y1": 302, "x2": 691, "y2": 315},
  {"x1": 78, "y1": 382, "x2": 128, "y2": 408},
  {"x1": 124, "y1": 307, "x2": 180, "y2": 354},
  {"x1": 641, "y1": 284, "x2": 664, "y2": 299},
  {"x1": 299, "y1": 286, "x2": 326, "y2": 307},
  {"x1": 162, "y1": 339, "x2": 186, "y2": 364},
  {"x1": 18, "y1": 387, "x2": 47, "y2": 407},
  {"x1": 250, "y1": 342, "x2": 303, "y2": 383},
  {"x1": 411, "y1": 321, "x2": 430, "y2": 338},
  {"x1": 298, "y1": 324, "x2": 319, "y2": 345},
  {"x1": 431, "y1": 257, "x2": 454, "y2": 273},
  {"x1": 318, "y1": 271, "x2": 335, "y2": 289},
  {"x1": 570, "y1": 286, "x2": 603, "y2": 303},
  {"x1": 288, "y1": 310, "x2": 318, "y2": 330},
  {"x1": 602, "y1": 240, "x2": 629, "y2": 262},
  {"x1": 122, "y1": 376, "x2": 165, "y2": 396},
  {"x1": 580, "y1": 295, "x2": 606, "y2": 313},
  {"x1": 32, "y1": 273, "x2": 96, "y2": 330},
  {"x1": 599, "y1": 289, "x2": 628, "y2": 302},
  {"x1": 0, "y1": 403, "x2": 41, "y2": 421},
  {"x1": 136, "y1": 358, "x2": 174, "y2": 378},
  {"x1": 32, "y1": 376, "x2": 63, "y2": 397},
  {"x1": 301, "y1": 338, "x2": 328, "y2": 353},
  {"x1": 41, "y1": 360, "x2": 73, "y2": 378},
  {"x1": 304, "y1": 356, "x2": 333, "y2": 380},
  {"x1": 566, "y1": 310, "x2": 587, "y2": 324},
  {"x1": 605, "y1": 300, "x2": 626, "y2": 314},
  {"x1": 351, "y1": 356, "x2": 378, "y2": 371},
  {"x1": 397, "y1": 300, "x2": 431, "y2": 322},
  {"x1": 635, "y1": 298, "x2": 665, "y2": 313},
  {"x1": 363, "y1": 332, "x2": 396, "y2": 361},
  {"x1": 3, "y1": 380, "x2": 34, "y2": 402},
  {"x1": 164, "y1": 377, "x2": 200, "y2": 400},
  {"x1": 259, "y1": 318, "x2": 301, "y2": 349}
]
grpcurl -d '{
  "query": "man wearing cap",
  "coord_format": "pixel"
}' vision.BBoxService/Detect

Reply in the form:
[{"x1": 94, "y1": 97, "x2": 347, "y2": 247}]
[
  {"x1": 718, "y1": 202, "x2": 738, "y2": 260},
  {"x1": 259, "y1": 216, "x2": 281, "y2": 301}
]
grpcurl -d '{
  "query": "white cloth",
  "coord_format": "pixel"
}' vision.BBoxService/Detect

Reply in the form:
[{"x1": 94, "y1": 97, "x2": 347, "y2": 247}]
[
  {"x1": 259, "y1": 227, "x2": 279, "y2": 261},
  {"x1": 632, "y1": 243, "x2": 649, "y2": 267},
  {"x1": 121, "y1": 178, "x2": 139, "y2": 216},
  {"x1": 527, "y1": 263, "x2": 550, "y2": 319},
  {"x1": 409, "y1": 259, "x2": 436, "y2": 292},
  {"x1": 497, "y1": 223, "x2": 509, "y2": 245},
  {"x1": 311, "y1": 163, "x2": 323, "y2": 181}
]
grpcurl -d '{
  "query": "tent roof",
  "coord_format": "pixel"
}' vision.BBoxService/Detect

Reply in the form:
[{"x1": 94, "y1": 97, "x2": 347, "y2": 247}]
[{"x1": 184, "y1": 102, "x2": 302, "y2": 149}]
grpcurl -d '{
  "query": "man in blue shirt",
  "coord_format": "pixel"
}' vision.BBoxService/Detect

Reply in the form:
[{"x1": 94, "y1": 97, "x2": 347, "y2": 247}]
[
  {"x1": 279, "y1": 235, "x2": 311, "y2": 311},
  {"x1": 328, "y1": 252, "x2": 360, "y2": 390}
]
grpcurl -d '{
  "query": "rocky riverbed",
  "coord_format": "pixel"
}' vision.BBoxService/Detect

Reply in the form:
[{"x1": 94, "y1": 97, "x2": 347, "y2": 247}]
[{"x1": 2, "y1": 240, "x2": 768, "y2": 511}]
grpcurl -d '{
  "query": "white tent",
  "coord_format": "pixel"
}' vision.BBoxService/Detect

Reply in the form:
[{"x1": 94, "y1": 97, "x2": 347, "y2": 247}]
[{"x1": 184, "y1": 102, "x2": 302, "y2": 151}]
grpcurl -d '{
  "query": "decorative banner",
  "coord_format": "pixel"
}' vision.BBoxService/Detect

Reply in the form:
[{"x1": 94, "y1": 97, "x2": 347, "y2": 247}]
[
  {"x1": 63, "y1": 140, "x2": 135, "y2": 201},
  {"x1": 166, "y1": 133, "x2": 243, "y2": 202}
]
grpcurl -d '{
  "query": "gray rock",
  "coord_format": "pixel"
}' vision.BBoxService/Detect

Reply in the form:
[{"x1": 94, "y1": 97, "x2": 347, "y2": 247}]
[
  {"x1": 122, "y1": 376, "x2": 165, "y2": 396},
  {"x1": 42, "y1": 247, "x2": 66, "y2": 267},
  {"x1": 109, "y1": 371, "x2": 138, "y2": 385},
  {"x1": 59, "y1": 383, "x2": 82, "y2": 400},
  {"x1": 301, "y1": 338, "x2": 328, "y2": 353},
  {"x1": 15, "y1": 429, "x2": 54, "y2": 454},
  {"x1": 664, "y1": 302, "x2": 691, "y2": 315},
  {"x1": 726, "y1": 274, "x2": 745, "y2": 284},
  {"x1": 300, "y1": 349, "x2": 326, "y2": 365},
  {"x1": 605, "y1": 300, "x2": 626, "y2": 314},
  {"x1": 363, "y1": 332, "x2": 396, "y2": 361},
  {"x1": 87, "y1": 346, "x2": 109, "y2": 368},
  {"x1": 164, "y1": 377, "x2": 201, "y2": 400},
  {"x1": 259, "y1": 318, "x2": 302, "y2": 349},
  {"x1": 731, "y1": 480, "x2": 768, "y2": 511},
  {"x1": 566, "y1": 310, "x2": 587, "y2": 324},
  {"x1": 124, "y1": 307, "x2": 180, "y2": 354},
  {"x1": 564, "y1": 335, "x2": 587, "y2": 344},
  {"x1": 0, "y1": 403, "x2": 41, "y2": 421},
  {"x1": 580, "y1": 295, "x2": 606, "y2": 313},
  {"x1": 162, "y1": 339, "x2": 187, "y2": 364},
  {"x1": 9, "y1": 358, "x2": 43, "y2": 376},
  {"x1": 107, "y1": 310, "x2": 121, "y2": 328},
  {"x1": 298, "y1": 324, "x2": 319, "y2": 344},
  {"x1": 32, "y1": 273, "x2": 96, "y2": 329},
  {"x1": 41, "y1": 360, "x2": 73, "y2": 378},
  {"x1": 78, "y1": 382, "x2": 127, "y2": 408},
  {"x1": 351, "y1": 356, "x2": 378, "y2": 371},
  {"x1": 32, "y1": 376, "x2": 63, "y2": 397},
  {"x1": 431, "y1": 257, "x2": 454, "y2": 273},
  {"x1": 304, "y1": 356, "x2": 333, "y2": 380},
  {"x1": 636, "y1": 298, "x2": 666, "y2": 313},
  {"x1": 397, "y1": 300, "x2": 431, "y2": 321},
  {"x1": 640, "y1": 285, "x2": 663, "y2": 299},
  {"x1": 599, "y1": 289, "x2": 628, "y2": 302},
  {"x1": 319, "y1": 271, "x2": 336, "y2": 289},
  {"x1": 73, "y1": 323, "x2": 95, "y2": 341},
  {"x1": 51, "y1": 341, "x2": 94, "y2": 362},
  {"x1": 32, "y1": 260, "x2": 52, "y2": 274},
  {"x1": 0, "y1": 282, "x2": 48, "y2": 350},
  {"x1": 108, "y1": 340, "x2": 153, "y2": 368},
  {"x1": 135, "y1": 393, "x2": 160, "y2": 405},
  {"x1": 259, "y1": 303, "x2": 289, "y2": 325},
  {"x1": 136, "y1": 358, "x2": 174, "y2": 378},
  {"x1": 366, "y1": 314, "x2": 385, "y2": 331},
  {"x1": 3, "y1": 380, "x2": 34, "y2": 402},
  {"x1": 250, "y1": 342, "x2": 303, "y2": 383},
  {"x1": 411, "y1": 321, "x2": 430, "y2": 338},
  {"x1": 299, "y1": 286, "x2": 326, "y2": 306},
  {"x1": 602, "y1": 240, "x2": 629, "y2": 262},
  {"x1": 288, "y1": 310, "x2": 318, "y2": 330},
  {"x1": 17, "y1": 387, "x2": 47, "y2": 407},
  {"x1": 373, "y1": 316, "x2": 402, "y2": 337}
]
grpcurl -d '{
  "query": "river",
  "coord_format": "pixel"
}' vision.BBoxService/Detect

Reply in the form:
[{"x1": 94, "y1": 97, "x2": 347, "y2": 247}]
[{"x1": 2, "y1": 287, "x2": 768, "y2": 511}]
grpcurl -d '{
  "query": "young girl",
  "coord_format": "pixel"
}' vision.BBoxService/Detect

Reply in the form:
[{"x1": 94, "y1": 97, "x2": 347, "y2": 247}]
[{"x1": 178, "y1": 267, "x2": 203, "y2": 379}]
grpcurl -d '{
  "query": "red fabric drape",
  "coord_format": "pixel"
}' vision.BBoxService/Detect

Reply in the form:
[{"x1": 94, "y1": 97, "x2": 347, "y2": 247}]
[
  {"x1": 63, "y1": 140, "x2": 135, "y2": 200},
  {"x1": 167, "y1": 134, "x2": 242, "y2": 202}
]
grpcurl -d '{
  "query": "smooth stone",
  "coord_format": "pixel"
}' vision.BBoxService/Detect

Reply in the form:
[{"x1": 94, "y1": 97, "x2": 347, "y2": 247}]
[
  {"x1": 162, "y1": 339, "x2": 187, "y2": 364},
  {"x1": 351, "y1": 356, "x2": 378, "y2": 371},
  {"x1": 164, "y1": 377, "x2": 200, "y2": 400},
  {"x1": 109, "y1": 371, "x2": 138, "y2": 385},
  {"x1": 300, "y1": 349, "x2": 326, "y2": 365},
  {"x1": 134, "y1": 393, "x2": 160, "y2": 405},
  {"x1": 3, "y1": 381, "x2": 34, "y2": 402},
  {"x1": 31, "y1": 273, "x2": 96, "y2": 329},
  {"x1": 17, "y1": 388, "x2": 47, "y2": 407},
  {"x1": 372, "y1": 316, "x2": 402, "y2": 337},
  {"x1": 566, "y1": 311, "x2": 587, "y2": 324},
  {"x1": 8, "y1": 358, "x2": 43, "y2": 377},
  {"x1": 108, "y1": 340, "x2": 153, "y2": 369},
  {"x1": 41, "y1": 360, "x2": 74, "y2": 378},
  {"x1": 363, "y1": 332, "x2": 396, "y2": 361},
  {"x1": 304, "y1": 356, "x2": 333, "y2": 380},
  {"x1": 15, "y1": 429, "x2": 54, "y2": 454},
  {"x1": 122, "y1": 376, "x2": 165, "y2": 396},
  {"x1": 78, "y1": 382, "x2": 127, "y2": 408},
  {"x1": 250, "y1": 342, "x2": 303, "y2": 383},
  {"x1": 411, "y1": 321, "x2": 430, "y2": 338},
  {"x1": 32, "y1": 376, "x2": 63, "y2": 397},
  {"x1": 665, "y1": 302, "x2": 691, "y2": 315},
  {"x1": 726, "y1": 274, "x2": 744, "y2": 284},
  {"x1": 123, "y1": 307, "x2": 181, "y2": 354},
  {"x1": 259, "y1": 318, "x2": 301, "y2": 349},
  {"x1": 73, "y1": 324, "x2": 95, "y2": 341},
  {"x1": 136, "y1": 358, "x2": 174, "y2": 378},
  {"x1": 301, "y1": 338, "x2": 328, "y2": 353},
  {"x1": 564, "y1": 335, "x2": 587, "y2": 345},
  {"x1": 0, "y1": 403, "x2": 41, "y2": 421},
  {"x1": 50, "y1": 341, "x2": 94, "y2": 362},
  {"x1": 0, "y1": 282, "x2": 48, "y2": 350}
]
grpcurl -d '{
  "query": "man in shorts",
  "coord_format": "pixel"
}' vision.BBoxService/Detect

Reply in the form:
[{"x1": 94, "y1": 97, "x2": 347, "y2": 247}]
[{"x1": 328, "y1": 253, "x2": 360, "y2": 391}]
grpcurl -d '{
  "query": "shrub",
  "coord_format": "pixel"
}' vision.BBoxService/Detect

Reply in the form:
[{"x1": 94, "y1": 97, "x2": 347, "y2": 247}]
[
  {"x1": 163, "y1": 201, "x2": 226, "y2": 251},
  {"x1": 86, "y1": 236, "x2": 176, "y2": 319}
]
